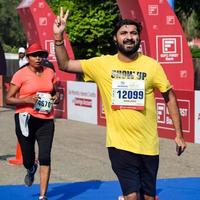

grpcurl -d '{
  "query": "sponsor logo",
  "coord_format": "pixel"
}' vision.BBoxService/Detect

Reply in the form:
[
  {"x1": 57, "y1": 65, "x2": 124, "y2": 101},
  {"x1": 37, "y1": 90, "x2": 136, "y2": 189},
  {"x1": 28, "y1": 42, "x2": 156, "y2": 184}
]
[
  {"x1": 157, "y1": 98, "x2": 190, "y2": 132},
  {"x1": 45, "y1": 40, "x2": 56, "y2": 61},
  {"x1": 39, "y1": 17, "x2": 47, "y2": 26},
  {"x1": 73, "y1": 97, "x2": 92, "y2": 108},
  {"x1": 156, "y1": 35, "x2": 183, "y2": 64},
  {"x1": 166, "y1": 16, "x2": 175, "y2": 25},
  {"x1": 148, "y1": 5, "x2": 159, "y2": 15}
]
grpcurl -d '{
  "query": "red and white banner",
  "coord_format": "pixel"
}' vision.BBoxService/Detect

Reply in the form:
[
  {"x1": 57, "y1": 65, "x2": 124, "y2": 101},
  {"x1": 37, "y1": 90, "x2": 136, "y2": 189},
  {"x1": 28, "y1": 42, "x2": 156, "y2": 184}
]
[
  {"x1": 195, "y1": 91, "x2": 200, "y2": 143},
  {"x1": 53, "y1": 81, "x2": 67, "y2": 119},
  {"x1": 67, "y1": 81, "x2": 98, "y2": 124},
  {"x1": 97, "y1": 90, "x2": 106, "y2": 126},
  {"x1": 117, "y1": 0, "x2": 194, "y2": 91},
  {"x1": 156, "y1": 90, "x2": 194, "y2": 143},
  {"x1": 16, "y1": 0, "x2": 76, "y2": 82}
]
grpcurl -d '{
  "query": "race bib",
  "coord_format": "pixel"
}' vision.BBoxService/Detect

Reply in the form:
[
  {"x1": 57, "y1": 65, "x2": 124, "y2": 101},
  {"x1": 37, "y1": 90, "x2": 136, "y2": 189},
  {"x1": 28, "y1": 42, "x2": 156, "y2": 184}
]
[
  {"x1": 111, "y1": 79, "x2": 145, "y2": 110},
  {"x1": 34, "y1": 92, "x2": 53, "y2": 114}
]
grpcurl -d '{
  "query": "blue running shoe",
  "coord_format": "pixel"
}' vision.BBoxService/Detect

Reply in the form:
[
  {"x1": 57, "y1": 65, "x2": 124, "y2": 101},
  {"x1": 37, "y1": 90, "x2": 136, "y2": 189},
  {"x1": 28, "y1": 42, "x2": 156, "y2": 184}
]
[{"x1": 24, "y1": 163, "x2": 38, "y2": 186}]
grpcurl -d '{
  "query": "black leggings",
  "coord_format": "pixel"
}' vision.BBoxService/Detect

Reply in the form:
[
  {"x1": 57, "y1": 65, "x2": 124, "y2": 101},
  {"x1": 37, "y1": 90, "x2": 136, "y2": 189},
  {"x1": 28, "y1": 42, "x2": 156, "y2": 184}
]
[{"x1": 15, "y1": 113, "x2": 54, "y2": 169}]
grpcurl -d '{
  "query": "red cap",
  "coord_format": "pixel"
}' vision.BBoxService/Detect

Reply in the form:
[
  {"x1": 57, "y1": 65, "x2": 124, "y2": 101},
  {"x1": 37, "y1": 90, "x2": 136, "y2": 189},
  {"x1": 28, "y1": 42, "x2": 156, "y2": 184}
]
[{"x1": 26, "y1": 43, "x2": 48, "y2": 58}]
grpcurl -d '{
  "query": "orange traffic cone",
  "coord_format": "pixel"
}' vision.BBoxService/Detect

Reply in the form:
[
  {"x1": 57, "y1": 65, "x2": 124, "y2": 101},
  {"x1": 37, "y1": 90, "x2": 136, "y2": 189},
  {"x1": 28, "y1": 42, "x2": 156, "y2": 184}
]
[{"x1": 7, "y1": 142, "x2": 23, "y2": 165}]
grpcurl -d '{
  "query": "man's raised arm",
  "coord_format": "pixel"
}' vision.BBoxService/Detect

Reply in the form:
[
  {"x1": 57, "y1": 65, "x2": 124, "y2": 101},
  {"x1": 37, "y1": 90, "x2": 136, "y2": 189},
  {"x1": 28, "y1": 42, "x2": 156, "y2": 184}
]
[{"x1": 53, "y1": 8, "x2": 82, "y2": 73}]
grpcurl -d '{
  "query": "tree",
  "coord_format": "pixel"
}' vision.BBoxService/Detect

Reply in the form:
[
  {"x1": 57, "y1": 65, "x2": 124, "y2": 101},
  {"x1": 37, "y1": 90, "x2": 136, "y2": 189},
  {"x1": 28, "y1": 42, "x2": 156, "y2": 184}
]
[
  {"x1": 1, "y1": 0, "x2": 200, "y2": 55},
  {"x1": 47, "y1": 0, "x2": 120, "y2": 58},
  {"x1": 175, "y1": 0, "x2": 200, "y2": 40},
  {"x1": 0, "y1": 0, "x2": 26, "y2": 52}
]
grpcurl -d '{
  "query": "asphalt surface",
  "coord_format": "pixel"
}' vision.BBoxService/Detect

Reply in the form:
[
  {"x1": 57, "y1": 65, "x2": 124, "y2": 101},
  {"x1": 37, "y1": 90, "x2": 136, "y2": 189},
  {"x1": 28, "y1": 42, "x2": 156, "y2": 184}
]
[{"x1": 1, "y1": 107, "x2": 200, "y2": 186}]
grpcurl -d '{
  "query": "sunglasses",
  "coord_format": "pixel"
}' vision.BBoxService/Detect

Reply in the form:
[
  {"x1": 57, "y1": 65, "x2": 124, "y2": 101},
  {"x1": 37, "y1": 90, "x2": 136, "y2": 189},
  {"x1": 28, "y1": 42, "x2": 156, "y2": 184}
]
[{"x1": 29, "y1": 52, "x2": 47, "y2": 58}]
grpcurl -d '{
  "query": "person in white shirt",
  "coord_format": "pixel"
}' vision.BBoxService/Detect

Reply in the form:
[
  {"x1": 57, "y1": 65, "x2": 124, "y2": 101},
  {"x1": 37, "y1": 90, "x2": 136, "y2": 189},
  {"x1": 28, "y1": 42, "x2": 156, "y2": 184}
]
[{"x1": 18, "y1": 47, "x2": 28, "y2": 68}]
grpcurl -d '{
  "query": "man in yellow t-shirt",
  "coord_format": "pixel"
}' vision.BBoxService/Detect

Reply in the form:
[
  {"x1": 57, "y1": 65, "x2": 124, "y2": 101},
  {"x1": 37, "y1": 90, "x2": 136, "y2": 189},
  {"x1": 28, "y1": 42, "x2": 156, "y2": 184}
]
[{"x1": 53, "y1": 8, "x2": 186, "y2": 200}]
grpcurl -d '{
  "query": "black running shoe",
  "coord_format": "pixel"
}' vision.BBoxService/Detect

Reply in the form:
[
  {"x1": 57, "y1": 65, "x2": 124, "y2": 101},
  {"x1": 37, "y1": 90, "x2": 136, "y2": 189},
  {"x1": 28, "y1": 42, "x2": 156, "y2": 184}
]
[{"x1": 24, "y1": 163, "x2": 38, "y2": 186}]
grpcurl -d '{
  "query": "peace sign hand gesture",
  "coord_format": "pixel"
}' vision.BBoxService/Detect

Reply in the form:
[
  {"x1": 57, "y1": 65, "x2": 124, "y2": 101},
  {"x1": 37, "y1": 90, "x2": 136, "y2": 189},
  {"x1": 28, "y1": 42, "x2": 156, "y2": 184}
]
[{"x1": 53, "y1": 7, "x2": 69, "y2": 39}]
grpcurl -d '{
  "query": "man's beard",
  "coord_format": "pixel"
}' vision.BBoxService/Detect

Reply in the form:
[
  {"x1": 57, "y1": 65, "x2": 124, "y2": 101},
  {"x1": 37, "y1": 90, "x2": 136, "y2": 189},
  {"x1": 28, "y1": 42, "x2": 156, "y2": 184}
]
[{"x1": 116, "y1": 39, "x2": 141, "y2": 57}]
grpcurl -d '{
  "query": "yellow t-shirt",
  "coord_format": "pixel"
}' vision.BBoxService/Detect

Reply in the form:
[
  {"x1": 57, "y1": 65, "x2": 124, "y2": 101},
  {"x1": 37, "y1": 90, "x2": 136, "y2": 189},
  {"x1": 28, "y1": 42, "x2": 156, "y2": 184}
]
[{"x1": 81, "y1": 54, "x2": 172, "y2": 155}]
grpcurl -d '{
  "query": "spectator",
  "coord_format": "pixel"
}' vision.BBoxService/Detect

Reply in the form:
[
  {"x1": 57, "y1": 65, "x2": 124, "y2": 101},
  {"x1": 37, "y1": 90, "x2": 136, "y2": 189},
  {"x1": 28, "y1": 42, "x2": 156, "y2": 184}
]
[{"x1": 18, "y1": 47, "x2": 28, "y2": 68}]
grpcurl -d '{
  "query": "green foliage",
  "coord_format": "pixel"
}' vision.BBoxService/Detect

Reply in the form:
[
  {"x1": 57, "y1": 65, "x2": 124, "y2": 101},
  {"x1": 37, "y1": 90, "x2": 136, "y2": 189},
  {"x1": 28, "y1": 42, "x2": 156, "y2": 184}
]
[
  {"x1": 0, "y1": 0, "x2": 26, "y2": 53},
  {"x1": 190, "y1": 46, "x2": 200, "y2": 58},
  {"x1": 2, "y1": 0, "x2": 200, "y2": 58},
  {"x1": 2, "y1": 44, "x2": 18, "y2": 53},
  {"x1": 175, "y1": 1, "x2": 200, "y2": 40},
  {"x1": 47, "y1": 0, "x2": 120, "y2": 58}
]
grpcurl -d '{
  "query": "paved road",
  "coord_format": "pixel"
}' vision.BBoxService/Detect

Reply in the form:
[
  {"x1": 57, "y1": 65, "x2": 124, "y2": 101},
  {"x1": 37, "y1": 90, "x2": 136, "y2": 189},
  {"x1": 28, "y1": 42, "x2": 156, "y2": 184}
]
[{"x1": 1, "y1": 107, "x2": 200, "y2": 186}]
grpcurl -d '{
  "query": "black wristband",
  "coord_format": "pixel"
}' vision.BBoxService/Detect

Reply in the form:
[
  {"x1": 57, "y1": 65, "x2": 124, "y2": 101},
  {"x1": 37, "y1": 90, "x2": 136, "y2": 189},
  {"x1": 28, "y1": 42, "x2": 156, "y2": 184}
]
[
  {"x1": 55, "y1": 39, "x2": 63, "y2": 42},
  {"x1": 55, "y1": 41, "x2": 64, "y2": 46}
]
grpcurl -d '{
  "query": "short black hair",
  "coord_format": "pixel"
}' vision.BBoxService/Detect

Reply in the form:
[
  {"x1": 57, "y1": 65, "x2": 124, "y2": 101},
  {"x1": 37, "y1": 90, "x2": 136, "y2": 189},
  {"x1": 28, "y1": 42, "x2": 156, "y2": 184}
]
[{"x1": 113, "y1": 18, "x2": 142, "y2": 36}]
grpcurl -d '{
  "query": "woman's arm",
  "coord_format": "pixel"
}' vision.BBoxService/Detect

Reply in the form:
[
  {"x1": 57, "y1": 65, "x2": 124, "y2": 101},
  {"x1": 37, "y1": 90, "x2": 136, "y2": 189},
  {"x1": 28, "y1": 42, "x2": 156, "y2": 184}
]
[
  {"x1": 6, "y1": 84, "x2": 37, "y2": 105},
  {"x1": 51, "y1": 84, "x2": 60, "y2": 104}
]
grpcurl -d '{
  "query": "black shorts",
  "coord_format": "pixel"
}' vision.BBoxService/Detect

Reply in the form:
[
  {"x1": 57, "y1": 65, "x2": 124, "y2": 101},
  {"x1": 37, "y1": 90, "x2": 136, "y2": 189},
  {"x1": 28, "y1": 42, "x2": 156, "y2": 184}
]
[
  {"x1": 15, "y1": 113, "x2": 54, "y2": 168},
  {"x1": 108, "y1": 147, "x2": 159, "y2": 197}
]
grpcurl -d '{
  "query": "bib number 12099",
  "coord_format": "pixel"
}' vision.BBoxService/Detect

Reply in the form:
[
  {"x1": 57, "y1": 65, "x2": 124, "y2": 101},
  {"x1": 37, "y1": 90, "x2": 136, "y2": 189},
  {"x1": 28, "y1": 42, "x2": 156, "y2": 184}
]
[{"x1": 117, "y1": 90, "x2": 144, "y2": 100}]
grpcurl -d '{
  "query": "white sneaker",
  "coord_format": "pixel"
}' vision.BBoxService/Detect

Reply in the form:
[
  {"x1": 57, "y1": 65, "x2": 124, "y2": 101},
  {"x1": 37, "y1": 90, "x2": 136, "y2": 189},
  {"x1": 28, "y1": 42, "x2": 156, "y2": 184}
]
[{"x1": 118, "y1": 195, "x2": 125, "y2": 200}]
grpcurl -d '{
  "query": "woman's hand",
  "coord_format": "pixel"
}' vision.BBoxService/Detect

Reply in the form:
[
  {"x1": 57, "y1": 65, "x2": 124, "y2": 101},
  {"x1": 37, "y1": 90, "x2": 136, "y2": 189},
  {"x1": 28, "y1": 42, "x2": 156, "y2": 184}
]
[
  {"x1": 51, "y1": 92, "x2": 60, "y2": 104},
  {"x1": 24, "y1": 94, "x2": 39, "y2": 105}
]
